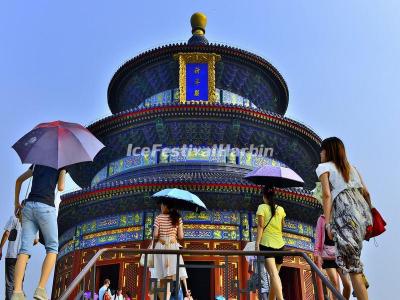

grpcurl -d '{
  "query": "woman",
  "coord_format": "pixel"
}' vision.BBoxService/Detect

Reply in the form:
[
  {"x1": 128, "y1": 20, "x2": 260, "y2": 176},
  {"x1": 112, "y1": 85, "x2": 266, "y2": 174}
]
[
  {"x1": 153, "y1": 201, "x2": 190, "y2": 300},
  {"x1": 316, "y1": 137, "x2": 372, "y2": 300},
  {"x1": 113, "y1": 288, "x2": 124, "y2": 300},
  {"x1": 124, "y1": 291, "x2": 132, "y2": 300},
  {"x1": 12, "y1": 164, "x2": 66, "y2": 300},
  {"x1": 314, "y1": 214, "x2": 351, "y2": 299},
  {"x1": 255, "y1": 187, "x2": 286, "y2": 300}
]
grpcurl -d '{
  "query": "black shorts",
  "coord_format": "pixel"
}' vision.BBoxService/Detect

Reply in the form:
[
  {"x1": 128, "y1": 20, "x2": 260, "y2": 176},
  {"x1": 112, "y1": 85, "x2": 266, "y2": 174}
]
[
  {"x1": 259, "y1": 245, "x2": 285, "y2": 265},
  {"x1": 322, "y1": 259, "x2": 339, "y2": 269}
]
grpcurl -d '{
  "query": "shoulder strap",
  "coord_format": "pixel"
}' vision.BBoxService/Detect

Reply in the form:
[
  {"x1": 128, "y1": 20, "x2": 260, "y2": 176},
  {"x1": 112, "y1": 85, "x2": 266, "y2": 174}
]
[
  {"x1": 263, "y1": 205, "x2": 277, "y2": 231},
  {"x1": 263, "y1": 215, "x2": 273, "y2": 231}
]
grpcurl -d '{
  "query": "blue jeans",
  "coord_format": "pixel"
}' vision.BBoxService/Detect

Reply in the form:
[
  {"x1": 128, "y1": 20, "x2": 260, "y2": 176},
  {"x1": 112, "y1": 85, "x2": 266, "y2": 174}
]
[
  {"x1": 5, "y1": 258, "x2": 16, "y2": 300},
  {"x1": 19, "y1": 201, "x2": 58, "y2": 255}
]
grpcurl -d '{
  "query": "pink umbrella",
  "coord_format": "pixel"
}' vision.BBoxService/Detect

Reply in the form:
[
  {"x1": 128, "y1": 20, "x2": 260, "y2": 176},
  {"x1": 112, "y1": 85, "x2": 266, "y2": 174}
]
[{"x1": 12, "y1": 120, "x2": 104, "y2": 169}]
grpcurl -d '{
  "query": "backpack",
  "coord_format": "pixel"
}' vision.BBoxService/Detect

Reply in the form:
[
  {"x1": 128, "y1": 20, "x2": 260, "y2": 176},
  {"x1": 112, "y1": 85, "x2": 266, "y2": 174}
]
[{"x1": 8, "y1": 218, "x2": 19, "y2": 241}]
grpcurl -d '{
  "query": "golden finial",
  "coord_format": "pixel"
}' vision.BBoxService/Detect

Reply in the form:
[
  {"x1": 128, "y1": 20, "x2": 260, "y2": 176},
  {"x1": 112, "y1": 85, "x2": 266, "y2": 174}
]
[{"x1": 191, "y1": 12, "x2": 207, "y2": 35}]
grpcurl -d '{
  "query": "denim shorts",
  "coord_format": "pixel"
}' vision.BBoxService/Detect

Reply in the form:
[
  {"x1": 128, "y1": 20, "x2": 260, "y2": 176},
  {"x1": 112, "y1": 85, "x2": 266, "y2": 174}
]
[{"x1": 19, "y1": 201, "x2": 58, "y2": 255}]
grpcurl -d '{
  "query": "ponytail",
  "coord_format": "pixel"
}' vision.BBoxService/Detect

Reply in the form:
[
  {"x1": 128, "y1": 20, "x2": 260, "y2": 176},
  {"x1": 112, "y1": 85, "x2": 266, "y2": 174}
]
[
  {"x1": 263, "y1": 187, "x2": 276, "y2": 216},
  {"x1": 169, "y1": 208, "x2": 181, "y2": 227},
  {"x1": 161, "y1": 201, "x2": 181, "y2": 226}
]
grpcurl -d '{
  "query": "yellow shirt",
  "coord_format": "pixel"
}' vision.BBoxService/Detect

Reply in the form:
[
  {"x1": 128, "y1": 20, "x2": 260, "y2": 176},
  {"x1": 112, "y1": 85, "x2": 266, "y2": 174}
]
[{"x1": 256, "y1": 204, "x2": 286, "y2": 249}]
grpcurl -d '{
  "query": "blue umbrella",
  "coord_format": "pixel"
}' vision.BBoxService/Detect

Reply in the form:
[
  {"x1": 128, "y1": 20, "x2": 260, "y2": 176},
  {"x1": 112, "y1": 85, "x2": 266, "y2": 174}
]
[{"x1": 152, "y1": 188, "x2": 207, "y2": 212}]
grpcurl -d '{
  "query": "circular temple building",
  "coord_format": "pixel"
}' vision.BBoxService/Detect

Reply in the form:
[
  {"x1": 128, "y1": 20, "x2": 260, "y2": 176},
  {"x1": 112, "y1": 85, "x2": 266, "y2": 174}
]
[{"x1": 54, "y1": 13, "x2": 321, "y2": 300}]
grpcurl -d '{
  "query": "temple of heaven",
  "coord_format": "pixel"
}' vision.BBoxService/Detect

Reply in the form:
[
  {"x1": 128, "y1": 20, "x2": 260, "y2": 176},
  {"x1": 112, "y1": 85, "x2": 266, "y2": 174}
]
[{"x1": 53, "y1": 13, "x2": 322, "y2": 300}]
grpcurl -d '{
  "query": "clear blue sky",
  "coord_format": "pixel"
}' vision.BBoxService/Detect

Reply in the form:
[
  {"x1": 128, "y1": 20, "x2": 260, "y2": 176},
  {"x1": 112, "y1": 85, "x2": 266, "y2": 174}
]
[{"x1": 1, "y1": 1, "x2": 399, "y2": 298}]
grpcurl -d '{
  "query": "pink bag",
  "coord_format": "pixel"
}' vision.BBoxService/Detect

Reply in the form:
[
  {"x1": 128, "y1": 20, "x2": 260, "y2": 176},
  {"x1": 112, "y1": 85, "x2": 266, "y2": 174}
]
[{"x1": 322, "y1": 245, "x2": 336, "y2": 260}]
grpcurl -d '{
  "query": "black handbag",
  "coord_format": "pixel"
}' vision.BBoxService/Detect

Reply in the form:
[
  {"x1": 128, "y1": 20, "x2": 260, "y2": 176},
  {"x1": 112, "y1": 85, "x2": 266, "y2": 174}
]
[
  {"x1": 170, "y1": 281, "x2": 177, "y2": 295},
  {"x1": 8, "y1": 228, "x2": 18, "y2": 241},
  {"x1": 170, "y1": 281, "x2": 182, "y2": 297}
]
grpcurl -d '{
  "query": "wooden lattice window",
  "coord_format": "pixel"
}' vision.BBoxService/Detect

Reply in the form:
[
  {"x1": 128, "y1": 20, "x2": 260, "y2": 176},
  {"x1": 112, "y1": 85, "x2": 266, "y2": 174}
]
[
  {"x1": 83, "y1": 268, "x2": 94, "y2": 292},
  {"x1": 64, "y1": 253, "x2": 74, "y2": 272},
  {"x1": 283, "y1": 255, "x2": 297, "y2": 265},
  {"x1": 123, "y1": 262, "x2": 139, "y2": 297},
  {"x1": 58, "y1": 256, "x2": 67, "y2": 272},
  {"x1": 228, "y1": 262, "x2": 238, "y2": 299},
  {"x1": 303, "y1": 269, "x2": 315, "y2": 300},
  {"x1": 218, "y1": 261, "x2": 238, "y2": 299},
  {"x1": 54, "y1": 260, "x2": 63, "y2": 277},
  {"x1": 214, "y1": 242, "x2": 239, "y2": 250},
  {"x1": 63, "y1": 272, "x2": 72, "y2": 293},
  {"x1": 184, "y1": 241, "x2": 210, "y2": 250},
  {"x1": 53, "y1": 275, "x2": 63, "y2": 299}
]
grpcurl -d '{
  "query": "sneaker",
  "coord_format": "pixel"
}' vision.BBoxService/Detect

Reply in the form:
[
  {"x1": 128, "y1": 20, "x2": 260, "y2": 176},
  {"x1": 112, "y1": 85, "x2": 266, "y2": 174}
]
[
  {"x1": 33, "y1": 287, "x2": 48, "y2": 300},
  {"x1": 11, "y1": 291, "x2": 26, "y2": 300}
]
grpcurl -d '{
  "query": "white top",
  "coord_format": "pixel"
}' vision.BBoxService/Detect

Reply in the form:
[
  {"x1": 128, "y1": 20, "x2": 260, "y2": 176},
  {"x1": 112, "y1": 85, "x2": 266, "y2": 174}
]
[
  {"x1": 149, "y1": 268, "x2": 157, "y2": 278},
  {"x1": 316, "y1": 161, "x2": 363, "y2": 199},
  {"x1": 243, "y1": 241, "x2": 256, "y2": 262},
  {"x1": 4, "y1": 216, "x2": 22, "y2": 258},
  {"x1": 113, "y1": 295, "x2": 124, "y2": 300}
]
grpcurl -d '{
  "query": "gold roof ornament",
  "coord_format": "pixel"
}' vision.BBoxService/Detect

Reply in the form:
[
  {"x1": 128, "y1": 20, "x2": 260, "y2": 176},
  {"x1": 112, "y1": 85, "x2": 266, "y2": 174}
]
[{"x1": 191, "y1": 12, "x2": 207, "y2": 35}]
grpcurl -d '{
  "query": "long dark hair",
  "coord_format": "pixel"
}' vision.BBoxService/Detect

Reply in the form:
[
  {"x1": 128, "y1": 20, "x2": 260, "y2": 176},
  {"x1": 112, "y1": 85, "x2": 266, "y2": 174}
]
[
  {"x1": 321, "y1": 137, "x2": 351, "y2": 182},
  {"x1": 263, "y1": 186, "x2": 276, "y2": 216},
  {"x1": 161, "y1": 201, "x2": 181, "y2": 226}
]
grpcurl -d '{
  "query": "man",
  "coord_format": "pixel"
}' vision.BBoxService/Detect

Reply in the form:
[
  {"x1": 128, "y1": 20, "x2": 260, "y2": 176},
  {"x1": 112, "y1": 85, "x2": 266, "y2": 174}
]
[
  {"x1": 12, "y1": 165, "x2": 66, "y2": 300},
  {"x1": 0, "y1": 212, "x2": 37, "y2": 300},
  {"x1": 243, "y1": 241, "x2": 270, "y2": 300},
  {"x1": 99, "y1": 279, "x2": 111, "y2": 300}
]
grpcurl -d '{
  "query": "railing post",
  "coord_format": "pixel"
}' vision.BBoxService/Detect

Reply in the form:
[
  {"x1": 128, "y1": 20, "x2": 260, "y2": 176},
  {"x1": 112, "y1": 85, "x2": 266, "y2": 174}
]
[
  {"x1": 140, "y1": 254, "x2": 148, "y2": 300},
  {"x1": 322, "y1": 282, "x2": 329, "y2": 300},
  {"x1": 91, "y1": 264, "x2": 96, "y2": 300},
  {"x1": 256, "y1": 255, "x2": 263, "y2": 300},
  {"x1": 175, "y1": 253, "x2": 180, "y2": 300},
  {"x1": 82, "y1": 276, "x2": 85, "y2": 298},
  {"x1": 224, "y1": 256, "x2": 229, "y2": 300}
]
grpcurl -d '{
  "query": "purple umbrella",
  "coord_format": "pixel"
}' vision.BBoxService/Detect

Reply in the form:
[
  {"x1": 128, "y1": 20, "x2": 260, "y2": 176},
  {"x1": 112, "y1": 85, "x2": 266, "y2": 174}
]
[
  {"x1": 244, "y1": 165, "x2": 304, "y2": 187},
  {"x1": 83, "y1": 291, "x2": 98, "y2": 300},
  {"x1": 12, "y1": 120, "x2": 105, "y2": 169}
]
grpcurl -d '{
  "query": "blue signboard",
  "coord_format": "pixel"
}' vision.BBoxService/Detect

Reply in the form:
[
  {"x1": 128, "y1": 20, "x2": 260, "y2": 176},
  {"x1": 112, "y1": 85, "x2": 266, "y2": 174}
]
[{"x1": 186, "y1": 63, "x2": 208, "y2": 101}]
